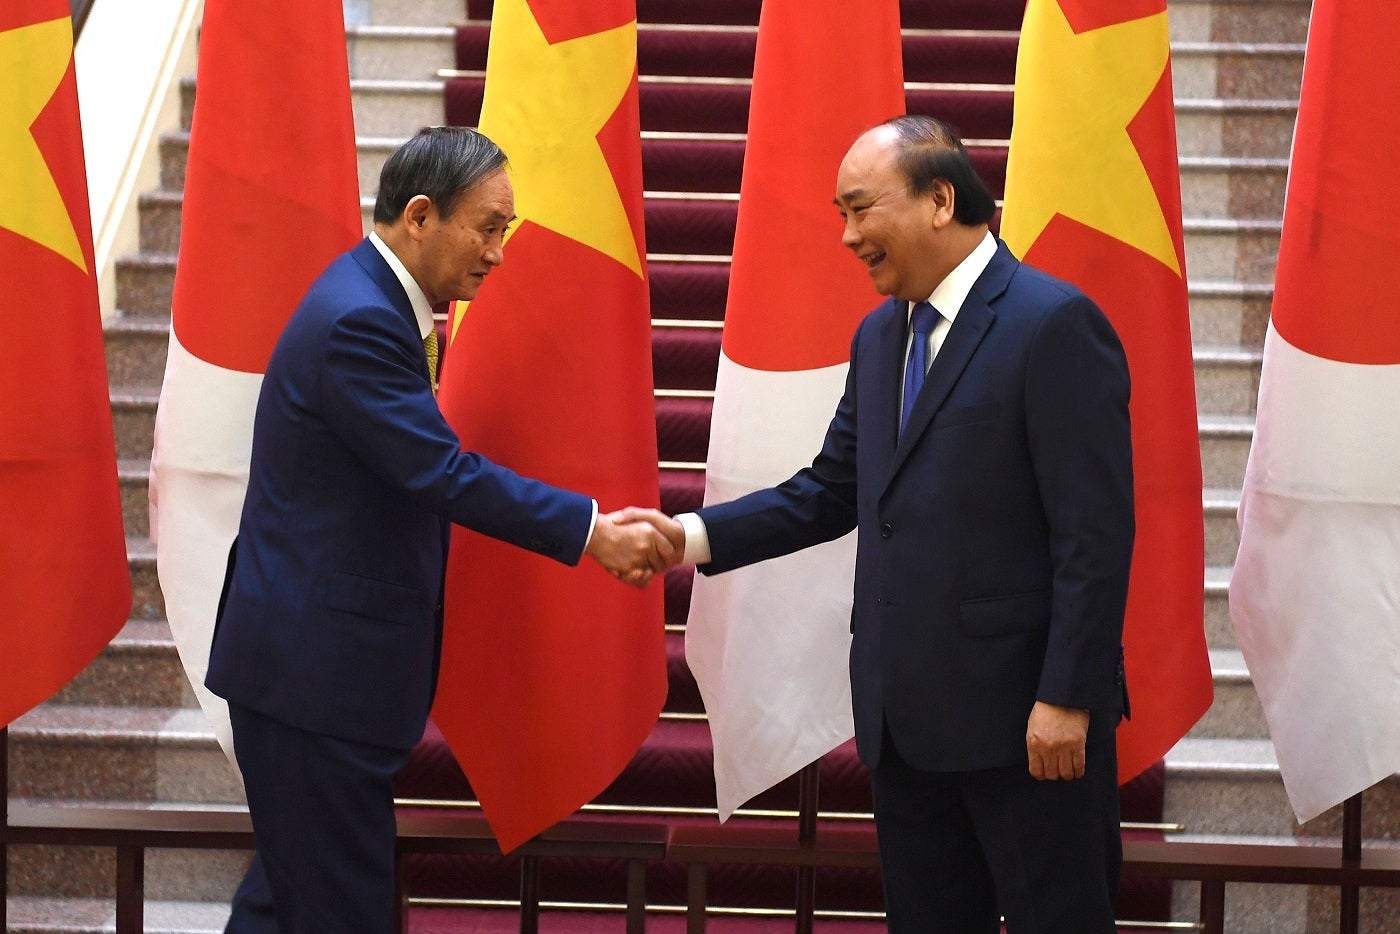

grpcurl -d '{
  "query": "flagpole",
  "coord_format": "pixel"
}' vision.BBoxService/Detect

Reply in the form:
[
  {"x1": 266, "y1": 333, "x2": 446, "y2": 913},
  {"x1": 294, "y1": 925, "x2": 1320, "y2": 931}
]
[
  {"x1": 1339, "y1": 791, "x2": 1362, "y2": 934},
  {"x1": 2, "y1": 724, "x2": 9, "y2": 931},
  {"x1": 795, "y1": 761, "x2": 819, "y2": 933}
]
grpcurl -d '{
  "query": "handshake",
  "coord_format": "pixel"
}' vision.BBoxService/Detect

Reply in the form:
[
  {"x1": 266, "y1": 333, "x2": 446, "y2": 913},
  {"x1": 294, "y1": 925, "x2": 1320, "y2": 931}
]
[{"x1": 583, "y1": 507, "x2": 687, "y2": 588}]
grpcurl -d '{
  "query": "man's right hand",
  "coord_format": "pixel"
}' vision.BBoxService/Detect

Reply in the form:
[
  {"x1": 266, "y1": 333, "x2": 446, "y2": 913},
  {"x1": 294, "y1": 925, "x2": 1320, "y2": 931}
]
[{"x1": 584, "y1": 508, "x2": 683, "y2": 587}]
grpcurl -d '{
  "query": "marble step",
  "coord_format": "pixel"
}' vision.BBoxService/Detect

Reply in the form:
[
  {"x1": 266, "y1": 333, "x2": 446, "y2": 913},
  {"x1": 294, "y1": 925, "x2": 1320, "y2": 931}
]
[
  {"x1": 7, "y1": 707, "x2": 242, "y2": 805},
  {"x1": 177, "y1": 77, "x2": 444, "y2": 141},
  {"x1": 2, "y1": 897, "x2": 233, "y2": 934},
  {"x1": 111, "y1": 253, "x2": 175, "y2": 324},
  {"x1": 1176, "y1": 98, "x2": 1298, "y2": 160},
  {"x1": 102, "y1": 314, "x2": 170, "y2": 400},
  {"x1": 1193, "y1": 346, "x2": 1263, "y2": 419},
  {"x1": 48, "y1": 620, "x2": 196, "y2": 710},
  {"x1": 120, "y1": 534, "x2": 162, "y2": 622},
  {"x1": 1205, "y1": 565, "x2": 1235, "y2": 651},
  {"x1": 1165, "y1": 737, "x2": 1400, "y2": 841},
  {"x1": 7, "y1": 846, "x2": 246, "y2": 907},
  {"x1": 348, "y1": 0, "x2": 466, "y2": 29},
  {"x1": 115, "y1": 459, "x2": 151, "y2": 539},
  {"x1": 1188, "y1": 649, "x2": 1266, "y2": 739},
  {"x1": 1180, "y1": 155, "x2": 1289, "y2": 222},
  {"x1": 1169, "y1": 0, "x2": 1313, "y2": 47},
  {"x1": 345, "y1": 24, "x2": 455, "y2": 81},
  {"x1": 1187, "y1": 278, "x2": 1272, "y2": 348},
  {"x1": 1171, "y1": 42, "x2": 1304, "y2": 101},
  {"x1": 1204, "y1": 486, "x2": 1242, "y2": 568}
]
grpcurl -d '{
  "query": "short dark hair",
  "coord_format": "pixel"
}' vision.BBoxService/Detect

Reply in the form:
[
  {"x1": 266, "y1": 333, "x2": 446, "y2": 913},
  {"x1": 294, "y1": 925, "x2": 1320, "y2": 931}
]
[
  {"x1": 373, "y1": 126, "x2": 508, "y2": 224},
  {"x1": 879, "y1": 114, "x2": 997, "y2": 226}
]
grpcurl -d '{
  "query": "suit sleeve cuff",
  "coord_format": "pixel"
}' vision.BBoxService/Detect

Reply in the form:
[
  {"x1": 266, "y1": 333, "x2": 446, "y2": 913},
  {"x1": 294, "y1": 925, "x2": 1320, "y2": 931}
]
[{"x1": 677, "y1": 512, "x2": 711, "y2": 566}]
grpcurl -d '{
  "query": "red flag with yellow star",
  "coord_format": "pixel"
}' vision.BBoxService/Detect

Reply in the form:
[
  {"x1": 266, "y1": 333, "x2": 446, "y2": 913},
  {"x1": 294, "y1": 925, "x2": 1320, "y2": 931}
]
[
  {"x1": 1001, "y1": 0, "x2": 1212, "y2": 782},
  {"x1": 0, "y1": 0, "x2": 131, "y2": 727},
  {"x1": 433, "y1": 0, "x2": 665, "y2": 850}
]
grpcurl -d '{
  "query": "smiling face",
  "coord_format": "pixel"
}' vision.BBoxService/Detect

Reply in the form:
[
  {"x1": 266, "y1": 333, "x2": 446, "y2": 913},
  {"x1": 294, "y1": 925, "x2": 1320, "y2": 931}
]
[
  {"x1": 835, "y1": 126, "x2": 952, "y2": 302},
  {"x1": 410, "y1": 169, "x2": 515, "y2": 305}
]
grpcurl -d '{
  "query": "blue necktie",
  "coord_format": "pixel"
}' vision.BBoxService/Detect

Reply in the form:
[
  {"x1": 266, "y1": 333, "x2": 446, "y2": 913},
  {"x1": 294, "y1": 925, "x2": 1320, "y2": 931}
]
[{"x1": 901, "y1": 302, "x2": 938, "y2": 433}]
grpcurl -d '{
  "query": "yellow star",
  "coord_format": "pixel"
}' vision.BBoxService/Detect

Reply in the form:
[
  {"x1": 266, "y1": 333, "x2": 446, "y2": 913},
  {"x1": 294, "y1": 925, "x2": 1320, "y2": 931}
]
[
  {"x1": 479, "y1": 0, "x2": 640, "y2": 277},
  {"x1": 0, "y1": 16, "x2": 87, "y2": 273},
  {"x1": 1001, "y1": 1, "x2": 1178, "y2": 276}
]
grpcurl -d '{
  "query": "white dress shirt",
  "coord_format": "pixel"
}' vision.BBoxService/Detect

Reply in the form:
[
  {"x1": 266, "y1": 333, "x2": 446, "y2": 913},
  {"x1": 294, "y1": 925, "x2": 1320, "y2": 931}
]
[{"x1": 368, "y1": 231, "x2": 435, "y2": 341}]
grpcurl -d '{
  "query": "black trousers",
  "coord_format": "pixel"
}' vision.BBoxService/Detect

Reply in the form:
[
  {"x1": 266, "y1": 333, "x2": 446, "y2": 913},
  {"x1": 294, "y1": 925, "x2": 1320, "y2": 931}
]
[
  {"x1": 871, "y1": 726, "x2": 1121, "y2": 934},
  {"x1": 223, "y1": 702, "x2": 413, "y2": 934}
]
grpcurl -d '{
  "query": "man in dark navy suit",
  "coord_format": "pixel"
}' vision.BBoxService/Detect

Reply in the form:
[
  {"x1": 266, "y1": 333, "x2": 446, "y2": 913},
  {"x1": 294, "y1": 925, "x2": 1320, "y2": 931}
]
[
  {"x1": 207, "y1": 127, "x2": 675, "y2": 933},
  {"x1": 662, "y1": 115, "x2": 1135, "y2": 932}
]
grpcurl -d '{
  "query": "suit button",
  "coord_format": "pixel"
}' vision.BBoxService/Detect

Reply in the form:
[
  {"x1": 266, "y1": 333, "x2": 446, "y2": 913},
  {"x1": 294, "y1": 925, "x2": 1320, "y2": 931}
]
[
  {"x1": 875, "y1": 597, "x2": 884, "y2": 607},
  {"x1": 880, "y1": 523, "x2": 893, "y2": 539}
]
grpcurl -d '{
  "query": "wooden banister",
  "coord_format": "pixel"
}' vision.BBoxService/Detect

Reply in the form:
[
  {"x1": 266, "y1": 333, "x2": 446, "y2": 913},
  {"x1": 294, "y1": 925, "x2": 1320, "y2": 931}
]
[
  {"x1": 8, "y1": 804, "x2": 668, "y2": 934},
  {"x1": 668, "y1": 823, "x2": 1400, "y2": 934},
  {"x1": 394, "y1": 812, "x2": 668, "y2": 934}
]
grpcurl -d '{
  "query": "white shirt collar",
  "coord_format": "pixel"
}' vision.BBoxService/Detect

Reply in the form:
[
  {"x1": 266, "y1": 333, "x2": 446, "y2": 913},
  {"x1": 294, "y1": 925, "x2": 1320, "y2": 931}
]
[
  {"x1": 368, "y1": 231, "x2": 435, "y2": 340},
  {"x1": 910, "y1": 231, "x2": 998, "y2": 323}
]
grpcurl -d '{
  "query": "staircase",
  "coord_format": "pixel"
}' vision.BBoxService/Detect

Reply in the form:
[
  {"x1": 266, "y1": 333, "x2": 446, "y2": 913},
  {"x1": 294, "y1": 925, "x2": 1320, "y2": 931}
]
[
  {"x1": 1164, "y1": 3, "x2": 1400, "y2": 932},
  {"x1": 10, "y1": 0, "x2": 1397, "y2": 931}
]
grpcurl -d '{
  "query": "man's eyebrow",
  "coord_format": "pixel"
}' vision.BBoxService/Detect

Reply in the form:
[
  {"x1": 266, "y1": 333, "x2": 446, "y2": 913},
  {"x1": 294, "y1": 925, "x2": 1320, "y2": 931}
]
[{"x1": 834, "y1": 188, "x2": 868, "y2": 206}]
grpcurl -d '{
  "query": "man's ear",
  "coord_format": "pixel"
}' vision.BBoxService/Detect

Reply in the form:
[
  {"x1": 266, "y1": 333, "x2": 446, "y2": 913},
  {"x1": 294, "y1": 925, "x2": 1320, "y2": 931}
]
[
  {"x1": 403, "y1": 194, "x2": 434, "y2": 237},
  {"x1": 929, "y1": 178, "x2": 957, "y2": 228}
]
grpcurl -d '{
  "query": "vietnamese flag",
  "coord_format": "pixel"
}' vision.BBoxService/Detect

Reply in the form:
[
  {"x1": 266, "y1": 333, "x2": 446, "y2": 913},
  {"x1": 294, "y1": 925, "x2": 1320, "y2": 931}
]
[
  {"x1": 433, "y1": 0, "x2": 665, "y2": 851},
  {"x1": 0, "y1": 0, "x2": 130, "y2": 727},
  {"x1": 1001, "y1": 0, "x2": 1212, "y2": 782},
  {"x1": 1230, "y1": 0, "x2": 1400, "y2": 823},
  {"x1": 684, "y1": 0, "x2": 904, "y2": 820},
  {"x1": 148, "y1": 0, "x2": 361, "y2": 763}
]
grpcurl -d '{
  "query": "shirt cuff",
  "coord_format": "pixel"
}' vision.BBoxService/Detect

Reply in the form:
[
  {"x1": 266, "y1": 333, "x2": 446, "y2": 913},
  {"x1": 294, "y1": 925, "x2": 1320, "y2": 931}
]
[
  {"x1": 677, "y1": 512, "x2": 711, "y2": 566},
  {"x1": 582, "y1": 500, "x2": 599, "y2": 552}
]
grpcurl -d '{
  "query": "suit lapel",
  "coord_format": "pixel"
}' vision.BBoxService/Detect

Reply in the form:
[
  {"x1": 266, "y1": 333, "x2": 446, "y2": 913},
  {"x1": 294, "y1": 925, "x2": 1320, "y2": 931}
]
[
  {"x1": 868, "y1": 299, "x2": 907, "y2": 462},
  {"x1": 352, "y1": 238, "x2": 421, "y2": 333},
  {"x1": 885, "y1": 297, "x2": 993, "y2": 482},
  {"x1": 350, "y1": 238, "x2": 431, "y2": 381},
  {"x1": 883, "y1": 241, "x2": 1017, "y2": 485}
]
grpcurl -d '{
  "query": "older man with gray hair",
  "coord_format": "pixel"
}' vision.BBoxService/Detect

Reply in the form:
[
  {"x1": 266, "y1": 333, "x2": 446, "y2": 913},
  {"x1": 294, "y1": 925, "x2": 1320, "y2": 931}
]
[{"x1": 208, "y1": 126, "x2": 675, "y2": 933}]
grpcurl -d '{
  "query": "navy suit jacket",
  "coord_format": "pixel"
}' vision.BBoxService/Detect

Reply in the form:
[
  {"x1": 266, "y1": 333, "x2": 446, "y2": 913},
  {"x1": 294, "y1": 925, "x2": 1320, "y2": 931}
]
[
  {"x1": 697, "y1": 240, "x2": 1134, "y2": 773},
  {"x1": 207, "y1": 238, "x2": 594, "y2": 750}
]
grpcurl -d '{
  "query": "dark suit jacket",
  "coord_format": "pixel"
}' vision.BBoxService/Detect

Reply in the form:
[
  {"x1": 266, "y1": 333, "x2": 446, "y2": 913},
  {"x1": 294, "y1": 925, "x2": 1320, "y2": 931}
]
[
  {"x1": 207, "y1": 238, "x2": 594, "y2": 750},
  {"x1": 697, "y1": 240, "x2": 1134, "y2": 773}
]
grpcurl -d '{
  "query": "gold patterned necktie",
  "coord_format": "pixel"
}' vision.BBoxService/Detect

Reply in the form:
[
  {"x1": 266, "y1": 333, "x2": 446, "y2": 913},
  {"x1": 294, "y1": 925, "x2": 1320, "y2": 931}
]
[{"x1": 423, "y1": 329, "x2": 440, "y2": 394}]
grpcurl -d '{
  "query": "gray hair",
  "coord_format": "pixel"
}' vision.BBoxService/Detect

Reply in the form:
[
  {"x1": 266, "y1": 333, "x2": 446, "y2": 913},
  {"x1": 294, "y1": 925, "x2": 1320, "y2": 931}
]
[{"x1": 372, "y1": 126, "x2": 508, "y2": 224}]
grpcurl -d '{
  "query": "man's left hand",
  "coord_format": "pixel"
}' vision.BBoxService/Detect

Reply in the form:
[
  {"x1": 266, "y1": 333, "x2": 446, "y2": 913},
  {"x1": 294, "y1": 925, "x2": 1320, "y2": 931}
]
[{"x1": 1025, "y1": 701, "x2": 1090, "y2": 781}]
